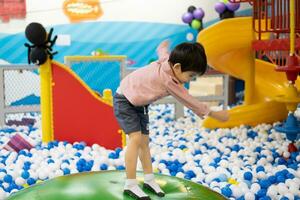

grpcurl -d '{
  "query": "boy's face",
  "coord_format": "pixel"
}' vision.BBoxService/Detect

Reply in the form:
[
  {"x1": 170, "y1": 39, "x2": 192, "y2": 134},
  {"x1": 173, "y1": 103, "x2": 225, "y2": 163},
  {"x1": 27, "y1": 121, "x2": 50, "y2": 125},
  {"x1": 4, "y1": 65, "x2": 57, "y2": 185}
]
[{"x1": 172, "y1": 63, "x2": 198, "y2": 83}]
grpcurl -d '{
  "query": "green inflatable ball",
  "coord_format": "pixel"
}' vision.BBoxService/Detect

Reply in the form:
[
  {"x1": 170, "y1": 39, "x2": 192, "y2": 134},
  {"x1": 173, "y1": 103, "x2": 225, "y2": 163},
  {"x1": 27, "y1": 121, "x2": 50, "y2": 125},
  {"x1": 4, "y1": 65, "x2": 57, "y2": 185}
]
[
  {"x1": 7, "y1": 171, "x2": 227, "y2": 200},
  {"x1": 191, "y1": 19, "x2": 201, "y2": 30},
  {"x1": 221, "y1": 0, "x2": 229, "y2": 3}
]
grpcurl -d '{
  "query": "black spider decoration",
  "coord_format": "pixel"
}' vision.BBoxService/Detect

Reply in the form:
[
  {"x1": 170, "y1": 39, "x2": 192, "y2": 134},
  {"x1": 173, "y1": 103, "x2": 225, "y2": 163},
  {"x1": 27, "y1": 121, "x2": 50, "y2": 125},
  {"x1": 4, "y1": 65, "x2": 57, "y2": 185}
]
[{"x1": 24, "y1": 22, "x2": 58, "y2": 65}]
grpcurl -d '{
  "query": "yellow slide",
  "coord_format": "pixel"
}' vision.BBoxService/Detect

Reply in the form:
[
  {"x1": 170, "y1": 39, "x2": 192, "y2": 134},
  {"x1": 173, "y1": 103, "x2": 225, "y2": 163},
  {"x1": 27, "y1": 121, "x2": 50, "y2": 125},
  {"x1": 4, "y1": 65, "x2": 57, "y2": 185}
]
[{"x1": 198, "y1": 17, "x2": 300, "y2": 128}]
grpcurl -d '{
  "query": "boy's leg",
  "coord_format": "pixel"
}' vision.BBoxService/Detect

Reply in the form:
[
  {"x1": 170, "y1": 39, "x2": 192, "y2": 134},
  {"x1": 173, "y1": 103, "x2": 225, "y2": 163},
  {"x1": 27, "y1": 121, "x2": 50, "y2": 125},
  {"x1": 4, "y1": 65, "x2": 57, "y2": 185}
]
[
  {"x1": 126, "y1": 131, "x2": 142, "y2": 179},
  {"x1": 139, "y1": 135, "x2": 165, "y2": 197},
  {"x1": 124, "y1": 131, "x2": 150, "y2": 200},
  {"x1": 138, "y1": 135, "x2": 152, "y2": 174}
]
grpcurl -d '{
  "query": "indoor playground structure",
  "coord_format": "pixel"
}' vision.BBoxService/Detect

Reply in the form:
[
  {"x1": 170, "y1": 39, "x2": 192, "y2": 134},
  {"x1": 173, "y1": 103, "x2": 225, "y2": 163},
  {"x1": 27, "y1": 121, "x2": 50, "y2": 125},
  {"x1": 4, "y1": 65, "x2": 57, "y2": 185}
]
[
  {"x1": 23, "y1": 22, "x2": 124, "y2": 150},
  {"x1": 201, "y1": 0, "x2": 300, "y2": 129},
  {"x1": 201, "y1": 0, "x2": 300, "y2": 138},
  {"x1": 0, "y1": 1, "x2": 300, "y2": 200},
  {"x1": 39, "y1": 59, "x2": 124, "y2": 150}
]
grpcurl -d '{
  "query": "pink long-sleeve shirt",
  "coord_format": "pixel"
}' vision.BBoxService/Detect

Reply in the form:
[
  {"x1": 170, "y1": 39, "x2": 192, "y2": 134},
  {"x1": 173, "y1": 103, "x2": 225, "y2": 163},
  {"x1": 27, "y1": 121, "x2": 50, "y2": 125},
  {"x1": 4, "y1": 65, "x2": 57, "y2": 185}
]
[{"x1": 118, "y1": 42, "x2": 210, "y2": 117}]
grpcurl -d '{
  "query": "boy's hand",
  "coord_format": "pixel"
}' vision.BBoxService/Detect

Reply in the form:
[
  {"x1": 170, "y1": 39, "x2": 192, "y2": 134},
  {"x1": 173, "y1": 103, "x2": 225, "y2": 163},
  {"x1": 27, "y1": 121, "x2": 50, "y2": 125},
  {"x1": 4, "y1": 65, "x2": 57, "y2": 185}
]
[
  {"x1": 158, "y1": 40, "x2": 170, "y2": 49},
  {"x1": 208, "y1": 110, "x2": 229, "y2": 122}
]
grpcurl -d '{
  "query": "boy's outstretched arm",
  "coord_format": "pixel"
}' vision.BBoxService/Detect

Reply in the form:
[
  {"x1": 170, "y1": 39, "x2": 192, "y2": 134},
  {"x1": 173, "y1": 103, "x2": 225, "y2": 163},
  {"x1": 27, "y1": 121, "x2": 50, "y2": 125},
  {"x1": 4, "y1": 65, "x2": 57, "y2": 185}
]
[
  {"x1": 165, "y1": 80, "x2": 230, "y2": 122},
  {"x1": 156, "y1": 40, "x2": 170, "y2": 62}
]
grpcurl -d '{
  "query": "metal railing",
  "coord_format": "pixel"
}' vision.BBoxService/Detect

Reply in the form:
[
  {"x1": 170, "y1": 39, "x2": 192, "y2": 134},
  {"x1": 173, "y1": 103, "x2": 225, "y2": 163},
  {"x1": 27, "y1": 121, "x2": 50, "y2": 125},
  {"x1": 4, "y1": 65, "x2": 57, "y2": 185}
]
[
  {"x1": 229, "y1": 0, "x2": 253, "y2": 3},
  {"x1": 253, "y1": 0, "x2": 300, "y2": 39},
  {"x1": 0, "y1": 65, "x2": 40, "y2": 126},
  {"x1": 0, "y1": 59, "x2": 229, "y2": 125}
]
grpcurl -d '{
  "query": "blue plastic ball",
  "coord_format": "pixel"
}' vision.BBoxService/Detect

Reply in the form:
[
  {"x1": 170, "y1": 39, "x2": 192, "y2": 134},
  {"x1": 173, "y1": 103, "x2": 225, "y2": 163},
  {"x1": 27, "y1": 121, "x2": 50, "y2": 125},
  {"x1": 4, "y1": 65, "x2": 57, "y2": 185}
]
[
  {"x1": 109, "y1": 152, "x2": 117, "y2": 159},
  {"x1": 47, "y1": 159, "x2": 55, "y2": 164},
  {"x1": 243, "y1": 172, "x2": 253, "y2": 181},
  {"x1": 63, "y1": 168, "x2": 71, "y2": 175},
  {"x1": 278, "y1": 157, "x2": 286, "y2": 165},
  {"x1": 116, "y1": 166, "x2": 125, "y2": 170},
  {"x1": 256, "y1": 166, "x2": 265, "y2": 172},
  {"x1": 4, "y1": 174, "x2": 13, "y2": 183},
  {"x1": 100, "y1": 164, "x2": 108, "y2": 170},
  {"x1": 280, "y1": 197, "x2": 289, "y2": 200},
  {"x1": 276, "y1": 175, "x2": 285, "y2": 183},
  {"x1": 21, "y1": 171, "x2": 30, "y2": 179},
  {"x1": 257, "y1": 189, "x2": 267, "y2": 197},
  {"x1": 267, "y1": 176, "x2": 276, "y2": 184},
  {"x1": 281, "y1": 169, "x2": 289, "y2": 175},
  {"x1": 259, "y1": 179, "x2": 271, "y2": 189},
  {"x1": 259, "y1": 196, "x2": 271, "y2": 200},
  {"x1": 221, "y1": 187, "x2": 232, "y2": 197},
  {"x1": 286, "y1": 173, "x2": 295, "y2": 179},
  {"x1": 27, "y1": 178, "x2": 36, "y2": 185}
]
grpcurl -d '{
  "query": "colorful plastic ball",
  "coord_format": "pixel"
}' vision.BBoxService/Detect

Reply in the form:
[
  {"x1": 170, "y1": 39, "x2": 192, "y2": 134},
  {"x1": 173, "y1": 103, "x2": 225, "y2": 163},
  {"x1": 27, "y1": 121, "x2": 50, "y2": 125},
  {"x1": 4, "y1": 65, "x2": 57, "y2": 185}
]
[
  {"x1": 191, "y1": 19, "x2": 202, "y2": 30},
  {"x1": 27, "y1": 178, "x2": 36, "y2": 185},
  {"x1": 244, "y1": 171, "x2": 253, "y2": 181},
  {"x1": 276, "y1": 175, "x2": 285, "y2": 183},
  {"x1": 221, "y1": 186, "x2": 232, "y2": 197},
  {"x1": 15, "y1": 177, "x2": 26, "y2": 186},
  {"x1": 259, "y1": 179, "x2": 271, "y2": 189},
  {"x1": 3, "y1": 174, "x2": 13, "y2": 183},
  {"x1": 281, "y1": 169, "x2": 289, "y2": 176},
  {"x1": 257, "y1": 189, "x2": 267, "y2": 197},
  {"x1": 259, "y1": 196, "x2": 271, "y2": 200},
  {"x1": 268, "y1": 175, "x2": 276, "y2": 184},
  {"x1": 193, "y1": 8, "x2": 205, "y2": 19},
  {"x1": 100, "y1": 164, "x2": 108, "y2": 170},
  {"x1": 63, "y1": 168, "x2": 70, "y2": 175},
  {"x1": 21, "y1": 171, "x2": 30, "y2": 179},
  {"x1": 116, "y1": 166, "x2": 125, "y2": 170},
  {"x1": 215, "y1": 2, "x2": 226, "y2": 14},
  {"x1": 286, "y1": 173, "x2": 295, "y2": 179},
  {"x1": 187, "y1": 5, "x2": 196, "y2": 13},
  {"x1": 256, "y1": 166, "x2": 265, "y2": 172},
  {"x1": 226, "y1": 2, "x2": 240, "y2": 12},
  {"x1": 182, "y1": 12, "x2": 194, "y2": 24},
  {"x1": 244, "y1": 192, "x2": 255, "y2": 200}
]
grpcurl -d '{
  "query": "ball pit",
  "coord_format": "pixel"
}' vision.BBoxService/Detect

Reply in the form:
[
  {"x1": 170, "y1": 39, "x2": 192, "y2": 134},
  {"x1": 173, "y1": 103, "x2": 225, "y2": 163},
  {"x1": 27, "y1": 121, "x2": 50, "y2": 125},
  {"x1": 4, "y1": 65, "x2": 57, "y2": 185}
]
[{"x1": 0, "y1": 106, "x2": 299, "y2": 200}]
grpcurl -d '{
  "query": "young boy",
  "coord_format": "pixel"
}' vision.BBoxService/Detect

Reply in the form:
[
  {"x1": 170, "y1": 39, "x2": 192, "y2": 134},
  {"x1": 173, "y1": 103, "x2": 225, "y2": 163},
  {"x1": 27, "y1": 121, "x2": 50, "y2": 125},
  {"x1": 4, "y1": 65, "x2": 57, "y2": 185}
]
[{"x1": 113, "y1": 41, "x2": 229, "y2": 200}]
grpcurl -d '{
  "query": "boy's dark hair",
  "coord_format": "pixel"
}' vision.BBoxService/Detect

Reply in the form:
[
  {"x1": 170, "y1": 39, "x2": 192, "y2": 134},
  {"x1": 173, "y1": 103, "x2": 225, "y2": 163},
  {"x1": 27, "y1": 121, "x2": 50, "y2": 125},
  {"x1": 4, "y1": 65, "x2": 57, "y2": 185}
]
[{"x1": 168, "y1": 42, "x2": 207, "y2": 75}]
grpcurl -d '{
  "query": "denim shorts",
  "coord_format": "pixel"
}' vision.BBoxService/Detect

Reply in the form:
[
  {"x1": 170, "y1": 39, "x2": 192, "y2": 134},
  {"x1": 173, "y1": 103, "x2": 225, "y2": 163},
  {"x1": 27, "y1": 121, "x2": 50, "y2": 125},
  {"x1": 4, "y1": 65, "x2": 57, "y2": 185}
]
[{"x1": 113, "y1": 93, "x2": 149, "y2": 135}]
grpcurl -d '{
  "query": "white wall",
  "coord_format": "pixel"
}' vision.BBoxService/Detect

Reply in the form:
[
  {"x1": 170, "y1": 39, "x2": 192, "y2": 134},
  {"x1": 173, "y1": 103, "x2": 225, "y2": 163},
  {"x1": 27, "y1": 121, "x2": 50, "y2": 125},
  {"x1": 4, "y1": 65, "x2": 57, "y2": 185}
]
[{"x1": 0, "y1": 0, "x2": 251, "y2": 34}]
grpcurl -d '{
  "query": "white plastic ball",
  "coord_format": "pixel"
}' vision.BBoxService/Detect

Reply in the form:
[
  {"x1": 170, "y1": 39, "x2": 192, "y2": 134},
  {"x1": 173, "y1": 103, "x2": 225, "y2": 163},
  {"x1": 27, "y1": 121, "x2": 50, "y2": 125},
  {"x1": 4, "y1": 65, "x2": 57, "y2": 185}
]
[
  {"x1": 277, "y1": 183, "x2": 288, "y2": 195},
  {"x1": 15, "y1": 177, "x2": 26, "y2": 186},
  {"x1": 0, "y1": 188, "x2": 7, "y2": 200},
  {"x1": 267, "y1": 185, "x2": 278, "y2": 197},
  {"x1": 244, "y1": 192, "x2": 255, "y2": 200},
  {"x1": 38, "y1": 170, "x2": 48, "y2": 180},
  {"x1": 176, "y1": 172, "x2": 184, "y2": 178},
  {"x1": 250, "y1": 183, "x2": 260, "y2": 193}
]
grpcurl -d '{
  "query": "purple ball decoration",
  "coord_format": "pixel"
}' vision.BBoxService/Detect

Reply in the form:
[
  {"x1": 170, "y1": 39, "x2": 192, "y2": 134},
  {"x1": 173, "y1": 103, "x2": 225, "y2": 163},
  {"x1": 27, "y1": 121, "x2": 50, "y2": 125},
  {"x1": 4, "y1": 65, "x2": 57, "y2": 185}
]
[
  {"x1": 226, "y1": 2, "x2": 240, "y2": 12},
  {"x1": 193, "y1": 8, "x2": 205, "y2": 20},
  {"x1": 182, "y1": 12, "x2": 194, "y2": 24},
  {"x1": 214, "y1": 2, "x2": 226, "y2": 14}
]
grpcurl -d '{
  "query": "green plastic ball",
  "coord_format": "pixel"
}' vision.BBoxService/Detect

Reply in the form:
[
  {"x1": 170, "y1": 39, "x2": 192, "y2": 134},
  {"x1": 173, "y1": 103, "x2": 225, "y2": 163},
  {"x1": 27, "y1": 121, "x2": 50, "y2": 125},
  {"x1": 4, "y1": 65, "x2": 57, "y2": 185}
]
[{"x1": 191, "y1": 19, "x2": 201, "y2": 30}]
